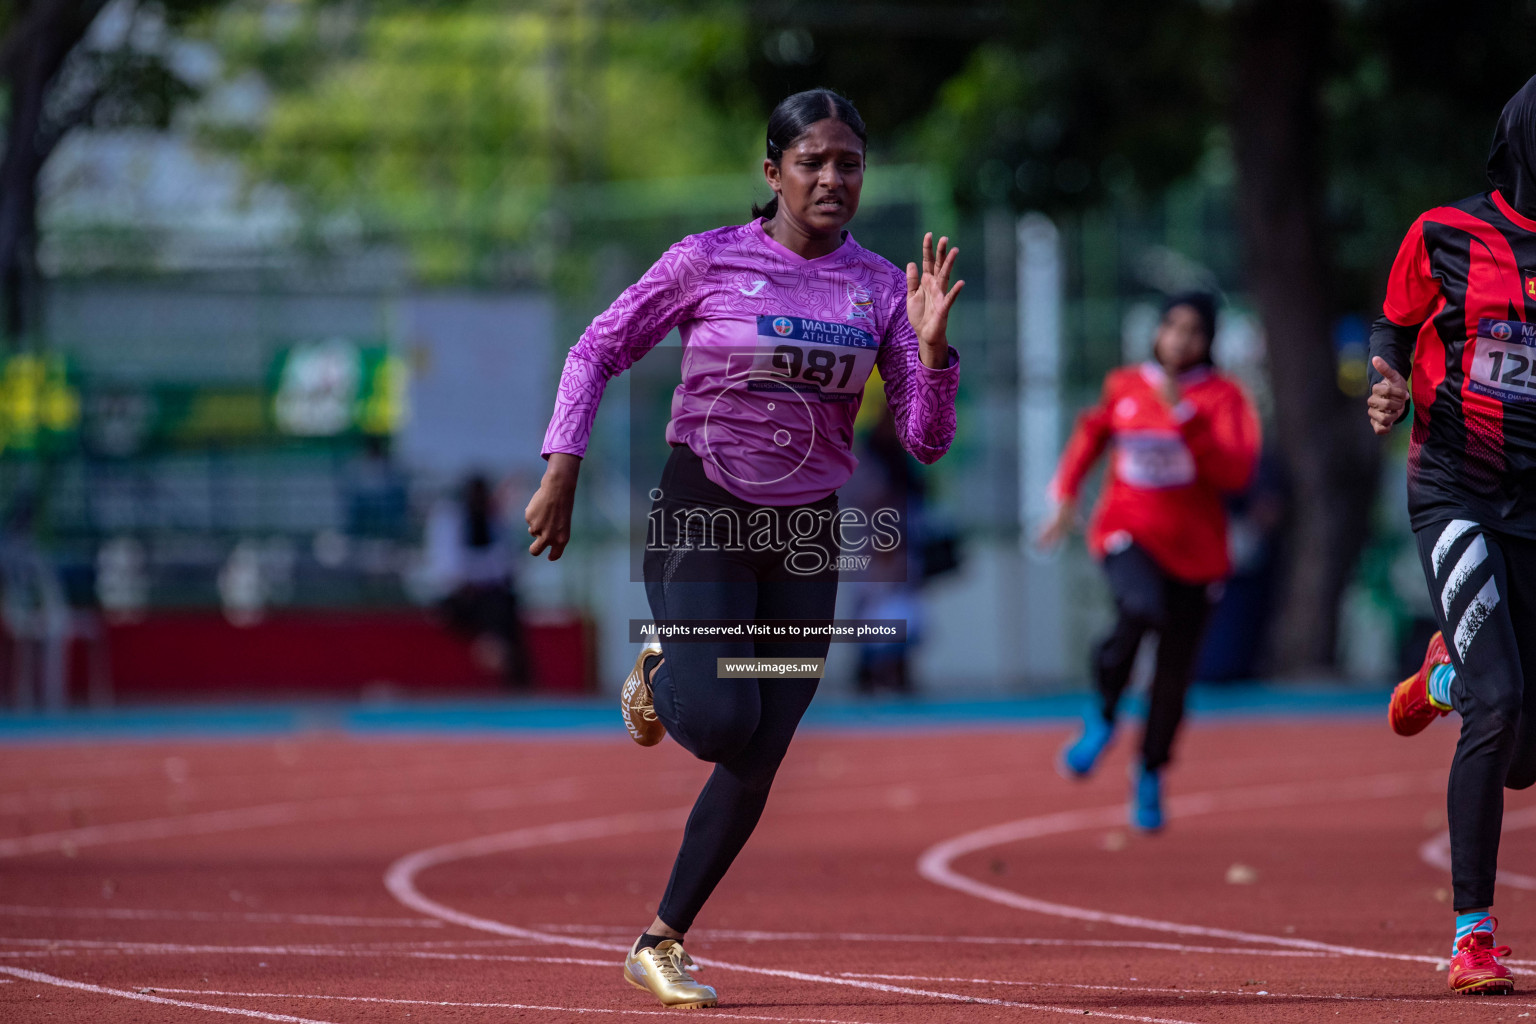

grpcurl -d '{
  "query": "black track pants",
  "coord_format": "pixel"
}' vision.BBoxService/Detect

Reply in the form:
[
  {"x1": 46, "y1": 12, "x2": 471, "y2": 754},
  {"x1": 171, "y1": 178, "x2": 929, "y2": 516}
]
[
  {"x1": 1093, "y1": 544, "x2": 1214, "y2": 772},
  {"x1": 643, "y1": 447, "x2": 838, "y2": 934},
  {"x1": 1415, "y1": 519, "x2": 1536, "y2": 911}
]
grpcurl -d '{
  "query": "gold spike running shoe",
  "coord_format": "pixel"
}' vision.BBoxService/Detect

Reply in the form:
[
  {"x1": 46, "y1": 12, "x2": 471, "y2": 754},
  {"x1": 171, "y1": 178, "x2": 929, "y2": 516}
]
[
  {"x1": 623, "y1": 937, "x2": 717, "y2": 1009},
  {"x1": 621, "y1": 641, "x2": 665, "y2": 747}
]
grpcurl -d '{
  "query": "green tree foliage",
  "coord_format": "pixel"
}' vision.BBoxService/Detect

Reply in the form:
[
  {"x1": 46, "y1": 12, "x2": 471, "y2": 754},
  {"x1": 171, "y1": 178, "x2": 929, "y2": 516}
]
[
  {"x1": 893, "y1": 7, "x2": 1219, "y2": 213},
  {"x1": 744, "y1": 0, "x2": 994, "y2": 140},
  {"x1": 1327, "y1": 0, "x2": 1536, "y2": 303},
  {"x1": 901, "y1": 0, "x2": 1536, "y2": 309},
  {"x1": 198, "y1": 0, "x2": 761, "y2": 282}
]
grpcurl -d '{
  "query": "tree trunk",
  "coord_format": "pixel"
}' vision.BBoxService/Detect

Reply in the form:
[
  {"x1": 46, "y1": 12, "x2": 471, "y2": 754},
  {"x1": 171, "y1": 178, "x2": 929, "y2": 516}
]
[
  {"x1": 0, "y1": 0, "x2": 108, "y2": 349},
  {"x1": 0, "y1": 30, "x2": 49, "y2": 347},
  {"x1": 1229, "y1": 0, "x2": 1381, "y2": 674}
]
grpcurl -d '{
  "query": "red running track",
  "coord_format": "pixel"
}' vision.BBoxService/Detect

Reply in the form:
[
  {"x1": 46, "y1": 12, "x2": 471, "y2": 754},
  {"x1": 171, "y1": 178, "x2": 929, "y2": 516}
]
[{"x1": 1, "y1": 717, "x2": 1533, "y2": 1022}]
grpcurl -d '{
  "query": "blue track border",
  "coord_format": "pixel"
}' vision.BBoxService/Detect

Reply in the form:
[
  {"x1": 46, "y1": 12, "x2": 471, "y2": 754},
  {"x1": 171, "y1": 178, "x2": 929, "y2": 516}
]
[{"x1": 0, "y1": 683, "x2": 1391, "y2": 743}]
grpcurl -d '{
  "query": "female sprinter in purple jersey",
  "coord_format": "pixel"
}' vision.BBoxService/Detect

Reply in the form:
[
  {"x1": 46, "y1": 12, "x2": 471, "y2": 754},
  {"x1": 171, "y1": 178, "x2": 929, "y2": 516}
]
[{"x1": 524, "y1": 89, "x2": 963, "y2": 1009}]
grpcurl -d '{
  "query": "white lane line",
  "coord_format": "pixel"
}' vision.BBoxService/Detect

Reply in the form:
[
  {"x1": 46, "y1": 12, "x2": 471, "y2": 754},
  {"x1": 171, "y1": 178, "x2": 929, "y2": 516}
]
[
  {"x1": 0, "y1": 761, "x2": 595, "y2": 814},
  {"x1": 135, "y1": 987, "x2": 897, "y2": 1024},
  {"x1": 917, "y1": 771, "x2": 1457, "y2": 967},
  {"x1": 5, "y1": 940, "x2": 1430, "y2": 967},
  {"x1": 0, "y1": 904, "x2": 442, "y2": 928},
  {"x1": 0, "y1": 965, "x2": 339, "y2": 1023},
  {"x1": 1421, "y1": 804, "x2": 1536, "y2": 891},
  {"x1": 0, "y1": 773, "x2": 642, "y2": 859},
  {"x1": 538, "y1": 925, "x2": 1337, "y2": 959},
  {"x1": 0, "y1": 937, "x2": 607, "y2": 965},
  {"x1": 0, "y1": 798, "x2": 362, "y2": 858},
  {"x1": 839, "y1": 971, "x2": 1536, "y2": 1009},
  {"x1": 541, "y1": 924, "x2": 1536, "y2": 970},
  {"x1": 0, "y1": 790, "x2": 111, "y2": 815},
  {"x1": 0, "y1": 939, "x2": 540, "y2": 957},
  {"x1": 383, "y1": 811, "x2": 1205, "y2": 1024},
  {"x1": 384, "y1": 808, "x2": 688, "y2": 952},
  {"x1": 0, "y1": 931, "x2": 1359, "y2": 963}
]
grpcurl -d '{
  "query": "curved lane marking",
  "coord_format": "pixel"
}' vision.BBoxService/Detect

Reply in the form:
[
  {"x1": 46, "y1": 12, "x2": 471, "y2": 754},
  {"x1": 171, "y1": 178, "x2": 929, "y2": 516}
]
[
  {"x1": 138, "y1": 986, "x2": 906, "y2": 1024},
  {"x1": 1421, "y1": 804, "x2": 1536, "y2": 890},
  {"x1": 383, "y1": 808, "x2": 1206, "y2": 1024},
  {"x1": 839, "y1": 970, "x2": 1536, "y2": 1010},
  {"x1": 916, "y1": 772, "x2": 1455, "y2": 967}
]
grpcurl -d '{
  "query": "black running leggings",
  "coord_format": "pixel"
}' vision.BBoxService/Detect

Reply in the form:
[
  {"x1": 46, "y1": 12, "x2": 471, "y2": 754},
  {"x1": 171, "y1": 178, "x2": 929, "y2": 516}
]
[
  {"x1": 1092, "y1": 544, "x2": 1214, "y2": 772},
  {"x1": 643, "y1": 447, "x2": 838, "y2": 934},
  {"x1": 1415, "y1": 519, "x2": 1536, "y2": 911}
]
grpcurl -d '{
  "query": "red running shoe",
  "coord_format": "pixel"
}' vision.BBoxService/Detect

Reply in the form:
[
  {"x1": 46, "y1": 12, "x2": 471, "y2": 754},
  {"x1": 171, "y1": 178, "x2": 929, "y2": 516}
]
[
  {"x1": 1448, "y1": 923, "x2": 1514, "y2": 995},
  {"x1": 1389, "y1": 631, "x2": 1451, "y2": 737}
]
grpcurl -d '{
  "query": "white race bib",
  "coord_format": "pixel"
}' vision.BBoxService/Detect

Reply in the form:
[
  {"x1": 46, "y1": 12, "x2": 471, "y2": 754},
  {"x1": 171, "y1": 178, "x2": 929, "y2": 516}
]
[
  {"x1": 1115, "y1": 431, "x2": 1196, "y2": 489},
  {"x1": 745, "y1": 315, "x2": 880, "y2": 403},
  {"x1": 1470, "y1": 317, "x2": 1536, "y2": 405}
]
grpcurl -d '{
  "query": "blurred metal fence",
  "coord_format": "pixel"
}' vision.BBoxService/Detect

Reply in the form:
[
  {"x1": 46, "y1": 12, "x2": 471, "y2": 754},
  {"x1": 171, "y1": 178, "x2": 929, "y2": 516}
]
[{"x1": 14, "y1": 152, "x2": 1420, "y2": 686}]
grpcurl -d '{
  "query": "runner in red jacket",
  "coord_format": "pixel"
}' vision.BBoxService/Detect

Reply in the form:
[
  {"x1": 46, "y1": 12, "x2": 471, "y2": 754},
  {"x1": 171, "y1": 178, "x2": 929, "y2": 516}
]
[{"x1": 1038, "y1": 292, "x2": 1260, "y2": 830}]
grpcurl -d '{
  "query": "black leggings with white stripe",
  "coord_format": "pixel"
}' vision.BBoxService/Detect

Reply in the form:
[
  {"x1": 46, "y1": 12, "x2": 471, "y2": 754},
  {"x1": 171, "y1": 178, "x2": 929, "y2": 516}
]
[{"x1": 1417, "y1": 519, "x2": 1536, "y2": 910}]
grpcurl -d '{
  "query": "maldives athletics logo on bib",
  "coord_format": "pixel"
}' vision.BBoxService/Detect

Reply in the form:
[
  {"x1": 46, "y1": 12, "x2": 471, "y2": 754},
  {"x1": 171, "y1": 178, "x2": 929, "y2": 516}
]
[{"x1": 772, "y1": 316, "x2": 795, "y2": 336}]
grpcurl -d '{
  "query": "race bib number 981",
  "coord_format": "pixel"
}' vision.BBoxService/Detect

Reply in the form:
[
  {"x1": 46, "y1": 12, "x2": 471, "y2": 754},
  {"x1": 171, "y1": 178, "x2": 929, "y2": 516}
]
[
  {"x1": 1471, "y1": 317, "x2": 1536, "y2": 405},
  {"x1": 748, "y1": 315, "x2": 879, "y2": 403}
]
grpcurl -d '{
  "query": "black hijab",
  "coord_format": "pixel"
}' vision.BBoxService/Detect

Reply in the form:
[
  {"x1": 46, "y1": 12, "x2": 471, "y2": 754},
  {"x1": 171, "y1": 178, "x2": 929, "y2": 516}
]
[
  {"x1": 1488, "y1": 75, "x2": 1536, "y2": 220},
  {"x1": 1162, "y1": 291, "x2": 1218, "y2": 367}
]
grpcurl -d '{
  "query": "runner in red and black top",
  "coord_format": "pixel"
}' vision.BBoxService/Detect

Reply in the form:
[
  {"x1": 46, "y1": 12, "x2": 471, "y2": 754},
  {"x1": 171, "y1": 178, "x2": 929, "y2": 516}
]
[{"x1": 1371, "y1": 74, "x2": 1536, "y2": 995}]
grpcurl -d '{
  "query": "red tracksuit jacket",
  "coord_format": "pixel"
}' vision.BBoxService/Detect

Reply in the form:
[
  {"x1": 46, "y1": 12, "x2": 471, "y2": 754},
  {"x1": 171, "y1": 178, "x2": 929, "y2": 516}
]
[{"x1": 1049, "y1": 363, "x2": 1261, "y2": 584}]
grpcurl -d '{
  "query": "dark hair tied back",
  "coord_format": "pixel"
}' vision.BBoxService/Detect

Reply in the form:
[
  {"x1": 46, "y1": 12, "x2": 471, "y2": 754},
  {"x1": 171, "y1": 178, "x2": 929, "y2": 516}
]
[{"x1": 752, "y1": 88, "x2": 868, "y2": 221}]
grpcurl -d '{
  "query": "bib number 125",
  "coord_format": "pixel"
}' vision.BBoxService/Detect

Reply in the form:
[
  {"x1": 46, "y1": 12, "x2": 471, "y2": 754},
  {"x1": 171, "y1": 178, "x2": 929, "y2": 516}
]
[
  {"x1": 1487, "y1": 349, "x2": 1534, "y2": 390},
  {"x1": 1471, "y1": 318, "x2": 1536, "y2": 404}
]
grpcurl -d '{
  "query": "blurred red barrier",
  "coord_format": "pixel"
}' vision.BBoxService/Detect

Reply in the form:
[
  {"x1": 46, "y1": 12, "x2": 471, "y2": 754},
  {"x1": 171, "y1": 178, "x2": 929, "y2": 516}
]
[{"x1": 92, "y1": 611, "x2": 594, "y2": 699}]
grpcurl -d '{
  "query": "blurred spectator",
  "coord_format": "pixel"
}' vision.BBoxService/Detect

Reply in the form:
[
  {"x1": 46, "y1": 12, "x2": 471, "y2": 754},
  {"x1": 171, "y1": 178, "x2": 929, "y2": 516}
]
[
  {"x1": 849, "y1": 407, "x2": 960, "y2": 694},
  {"x1": 422, "y1": 474, "x2": 530, "y2": 689},
  {"x1": 1, "y1": 492, "x2": 110, "y2": 709},
  {"x1": 1197, "y1": 445, "x2": 1289, "y2": 681},
  {"x1": 345, "y1": 435, "x2": 411, "y2": 559}
]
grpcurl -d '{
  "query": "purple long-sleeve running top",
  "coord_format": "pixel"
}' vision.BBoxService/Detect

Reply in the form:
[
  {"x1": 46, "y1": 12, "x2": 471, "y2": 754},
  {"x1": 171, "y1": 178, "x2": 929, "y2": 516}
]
[{"x1": 541, "y1": 219, "x2": 961, "y2": 506}]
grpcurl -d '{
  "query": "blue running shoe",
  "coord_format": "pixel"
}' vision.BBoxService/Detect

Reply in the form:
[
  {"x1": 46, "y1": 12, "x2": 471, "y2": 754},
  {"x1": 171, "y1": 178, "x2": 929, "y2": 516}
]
[
  {"x1": 1058, "y1": 715, "x2": 1114, "y2": 780},
  {"x1": 1131, "y1": 764, "x2": 1164, "y2": 832}
]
